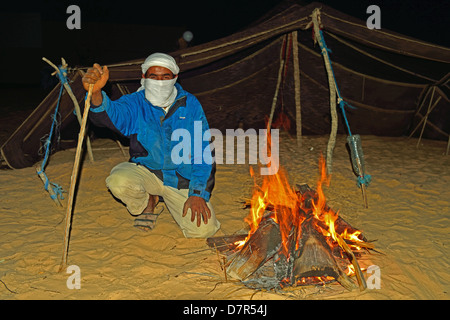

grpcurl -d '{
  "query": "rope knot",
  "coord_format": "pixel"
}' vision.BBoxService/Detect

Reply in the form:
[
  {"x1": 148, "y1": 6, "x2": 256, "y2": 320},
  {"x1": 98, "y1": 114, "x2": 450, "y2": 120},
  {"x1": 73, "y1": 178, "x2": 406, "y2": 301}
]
[
  {"x1": 357, "y1": 175, "x2": 372, "y2": 188},
  {"x1": 50, "y1": 182, "x2": 66, "y2": 200},
  {"x1": 57, "y1": 66, "x2": 68, "y2": 85}
]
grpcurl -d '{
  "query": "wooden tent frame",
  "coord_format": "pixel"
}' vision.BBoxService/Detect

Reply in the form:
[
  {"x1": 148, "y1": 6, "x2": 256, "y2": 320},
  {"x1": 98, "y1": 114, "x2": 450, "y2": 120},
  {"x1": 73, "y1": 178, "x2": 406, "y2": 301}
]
[{"x1": 1, "y1": 2, "x2": 449, "y2": 170}]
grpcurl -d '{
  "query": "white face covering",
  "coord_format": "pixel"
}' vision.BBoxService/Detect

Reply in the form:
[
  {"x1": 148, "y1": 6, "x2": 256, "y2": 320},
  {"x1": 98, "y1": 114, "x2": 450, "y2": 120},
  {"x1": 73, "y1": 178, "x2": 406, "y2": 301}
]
[
  {"x1": 137, "y1": 53, "x2": 180, "y2": 109},
  {"x1": 141, "y1": 77, "x2": 178, "y2": 109}
]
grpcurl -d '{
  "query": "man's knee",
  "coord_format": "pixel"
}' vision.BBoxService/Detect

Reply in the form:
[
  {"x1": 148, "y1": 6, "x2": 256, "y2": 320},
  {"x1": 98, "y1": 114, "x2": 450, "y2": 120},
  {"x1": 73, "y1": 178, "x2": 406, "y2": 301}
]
[
  {"x1": 105, "y1": 171, "x2": 143, "y2": 197},
  {"x1": 106, "y1": 172, "x2": 124, "y2": 189}
]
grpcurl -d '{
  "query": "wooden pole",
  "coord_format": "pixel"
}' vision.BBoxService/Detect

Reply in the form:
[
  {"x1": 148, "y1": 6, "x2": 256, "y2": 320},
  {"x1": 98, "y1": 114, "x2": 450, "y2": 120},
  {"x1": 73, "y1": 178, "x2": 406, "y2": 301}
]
[
  {"x1": 292, "y1": 30, "x2": 302, "y2": 147},
  {"x1": 410, "y1": 87, "x2": 442, "y2": 146},
  {"x1": 63, "y1": 67, "x2": 94, "y2": 162},
  {"x1": 311, "y1": 9, "x2": 338, "y2": 175},
  {"x1": 416, "y1": 86, "x2": 435, "y2": 148},
  {"x1": 42, "y1": 57, "x2": 94, "y2": 162},
  {"x1": 59, "y1": 84, "x2": 94, "y2": 272},
  {"x1": 268, "y1": 35, "x2": 287, "y2": 130}
]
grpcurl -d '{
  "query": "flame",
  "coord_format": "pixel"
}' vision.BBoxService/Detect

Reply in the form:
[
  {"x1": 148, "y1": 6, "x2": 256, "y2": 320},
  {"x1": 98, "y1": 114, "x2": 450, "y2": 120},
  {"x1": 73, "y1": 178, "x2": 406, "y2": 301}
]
[
  {"x1": 241, "y1": 154, "x2": 338, "y2": 256},
  {"x1": 271, "y1": 112, "x2": 291, "y2": 132},
  {"x1": 238, "y1": 127, "x2": 302, "y2": 255},
  {"x1": 242, "y1": 164, "x2": 302, "y2": 255},
  {"x1": 236, "y1": 132, "x2": 366, "y2": 286},
  {"x1": 312, "y1": 155, "x2": 330, "y2": 220},
  {"x1": 309, "y1": 155, "x2": 341, "y2": 247},
  {"x1": 342, "y1": 229, "x2": 364, "y2": 250}
]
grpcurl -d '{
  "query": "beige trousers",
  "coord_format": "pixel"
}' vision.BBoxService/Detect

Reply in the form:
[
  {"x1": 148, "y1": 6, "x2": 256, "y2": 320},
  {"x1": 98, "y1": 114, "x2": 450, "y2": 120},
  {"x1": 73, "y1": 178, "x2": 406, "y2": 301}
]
[{"x1": 105, "y1": 162, "x2": 220, "y2": 238}]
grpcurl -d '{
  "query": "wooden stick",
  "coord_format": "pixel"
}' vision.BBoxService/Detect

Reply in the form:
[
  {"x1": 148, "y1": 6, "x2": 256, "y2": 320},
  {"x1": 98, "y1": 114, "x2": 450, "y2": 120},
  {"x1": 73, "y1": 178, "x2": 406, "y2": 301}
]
[
  {"x1": 411, "y1": 97, "x2": 441, "y2": 141},
  {"x1": 222, "y1": 256, "x2": 228, "y2": 283},
  {"x1": 75, "y1": 68, "x2": 96, "y2": 161},
  {"x1": 292, "y1": 30, "x2": 302, "y2": 147},
  {"x1": 214, "y1": 244, "x2": 228, "y2": 282},
  {"x1": 354, "y1": 159, "x2": 368, "y2": 208},
  {"x1": 42, "y1": 57, "x2": 95, "y2": 162},
  {"x1": 416, "y1": 86, "x2": 435, "y2": 148},
  {"x1": 360, "y1": 184, "x2": 368, "y2": 209},
  {"x1": 59, "y1": 83, "x2": 94, "y2": 272},
  {"x1": 312, "y1": 217, "x2": 367, "y2": 290},
  {"x1": 36, "y1": 166, "x2": 62, "y2": 207},
  {"x1": 409, "y1": 96, "x2": 441, "y2": 138},
  {"x1": 311, "y1": 9, "x2": 338, "y2": 175},
  {"x1": 335, "y1": 233, "x2": 367, "y2": 291},
  {"x1": 62, "y1": 75, "x2": 95, "y2": 163},
  {"x1": 267, "y1": 35, "x2": 287, "y2": 130}
]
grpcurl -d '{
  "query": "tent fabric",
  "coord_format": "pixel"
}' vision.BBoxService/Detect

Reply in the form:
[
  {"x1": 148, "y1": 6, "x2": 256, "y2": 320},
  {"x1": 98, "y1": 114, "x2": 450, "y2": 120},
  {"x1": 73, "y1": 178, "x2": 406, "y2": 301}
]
[{"x1": 2, "y1": 1, "x2": 449, "y2": 169}]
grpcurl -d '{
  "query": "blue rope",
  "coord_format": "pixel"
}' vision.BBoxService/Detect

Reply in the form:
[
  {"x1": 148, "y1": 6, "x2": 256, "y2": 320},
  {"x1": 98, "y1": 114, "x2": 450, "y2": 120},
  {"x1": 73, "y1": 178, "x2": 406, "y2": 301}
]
[
  {"x1": 316, "y1": 29, "x2": 372, "y2": 188},
  {"x1": 56, "y1": 65, "x2": 68, "y2": 85},
  {"x1": 357, "y1": 174, "x2": 372, "y2": 188},
  {"x1": 36, "y1": 66, "x2": 68, "y2": 201},
  {"x1": 317, "y1": 30, "x2": 356, "y2": 137}
]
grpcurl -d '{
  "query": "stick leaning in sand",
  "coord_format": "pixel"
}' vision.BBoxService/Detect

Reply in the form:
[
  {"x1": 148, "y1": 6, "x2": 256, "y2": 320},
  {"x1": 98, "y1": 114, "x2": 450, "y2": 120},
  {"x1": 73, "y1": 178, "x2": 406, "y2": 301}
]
[
  {"x1": 42, "y1": 57, "x2": 94, "y2": 162},
  {"x1": 59, "y1": 83, "x2": 94, "y2": 272}
]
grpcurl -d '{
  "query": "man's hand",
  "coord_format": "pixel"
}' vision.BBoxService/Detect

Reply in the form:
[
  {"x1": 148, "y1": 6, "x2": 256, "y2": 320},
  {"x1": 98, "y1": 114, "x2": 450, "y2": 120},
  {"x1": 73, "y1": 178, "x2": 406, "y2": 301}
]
[
  {"x1": 82, "y1": 63, "x2": 109, "y2": 105},
  {"x1": 183, "y1": 196, "x2": 212, "y2": 227}
]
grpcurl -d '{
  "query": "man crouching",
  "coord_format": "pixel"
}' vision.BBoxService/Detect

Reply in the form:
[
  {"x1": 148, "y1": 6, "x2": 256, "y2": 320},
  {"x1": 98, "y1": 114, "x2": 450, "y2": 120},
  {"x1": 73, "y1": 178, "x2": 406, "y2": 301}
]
[{"x1": 82, "y1": 52, "x2": 220, "y2": 238}]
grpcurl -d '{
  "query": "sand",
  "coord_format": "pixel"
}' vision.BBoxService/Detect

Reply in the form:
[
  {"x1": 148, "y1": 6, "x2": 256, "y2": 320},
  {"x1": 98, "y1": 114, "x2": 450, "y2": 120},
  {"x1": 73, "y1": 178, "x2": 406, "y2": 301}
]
[{"x1": 0, "y1": 133, "x2": 449, "y2": 300}]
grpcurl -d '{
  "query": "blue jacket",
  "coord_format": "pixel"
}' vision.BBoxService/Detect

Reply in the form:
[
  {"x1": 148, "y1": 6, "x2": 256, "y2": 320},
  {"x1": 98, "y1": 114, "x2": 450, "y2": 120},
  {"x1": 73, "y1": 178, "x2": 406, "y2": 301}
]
[{"x1": 89, "y1": 83, "x2": 215, "y2": 201}]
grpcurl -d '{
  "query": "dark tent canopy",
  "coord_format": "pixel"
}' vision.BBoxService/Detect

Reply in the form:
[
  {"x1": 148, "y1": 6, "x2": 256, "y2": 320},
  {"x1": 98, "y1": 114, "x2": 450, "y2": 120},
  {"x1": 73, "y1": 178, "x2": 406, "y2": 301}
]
[{"x1": 2, "y1": 1, "x2": 449, "y2": 169}]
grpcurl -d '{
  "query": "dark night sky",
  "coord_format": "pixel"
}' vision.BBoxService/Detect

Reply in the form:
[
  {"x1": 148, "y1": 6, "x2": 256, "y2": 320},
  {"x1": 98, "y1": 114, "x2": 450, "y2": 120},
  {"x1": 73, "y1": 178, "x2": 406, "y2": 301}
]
[
  {"x1": 2, "y1": 0, "x2": 449, "y2": 46},
  {"x1": 0, "y1": 0, "x2": 448, "y2": 87}
]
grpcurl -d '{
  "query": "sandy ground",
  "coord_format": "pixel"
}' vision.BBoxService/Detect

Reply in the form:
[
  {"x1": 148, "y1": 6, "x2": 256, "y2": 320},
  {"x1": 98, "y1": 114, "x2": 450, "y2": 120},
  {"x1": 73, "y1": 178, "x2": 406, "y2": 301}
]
[{"x1": 0, "y1": 133, "x2": 449, "y2": 300}]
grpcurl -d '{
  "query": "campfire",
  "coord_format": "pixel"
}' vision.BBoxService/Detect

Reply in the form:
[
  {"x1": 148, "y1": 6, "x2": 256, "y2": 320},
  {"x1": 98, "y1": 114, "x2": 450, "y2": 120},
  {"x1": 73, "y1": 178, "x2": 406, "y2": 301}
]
[{"x1": 207, "y1": 156, "x2": 375, "y2": 291}]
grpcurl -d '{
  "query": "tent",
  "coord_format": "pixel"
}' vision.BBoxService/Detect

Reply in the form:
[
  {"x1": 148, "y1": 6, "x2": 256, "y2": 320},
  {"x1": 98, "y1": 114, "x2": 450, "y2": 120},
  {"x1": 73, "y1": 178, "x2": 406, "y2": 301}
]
[{"x1": 2, "y1": 1, "x2": 449, "y2": 169}]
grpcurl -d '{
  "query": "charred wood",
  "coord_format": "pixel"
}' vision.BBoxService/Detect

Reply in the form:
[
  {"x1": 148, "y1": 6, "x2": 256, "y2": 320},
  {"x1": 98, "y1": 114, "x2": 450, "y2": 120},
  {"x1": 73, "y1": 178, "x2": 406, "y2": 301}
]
[
  {"x1": 226, "y1": 215, "x2": 281, "y2": 280},
  {"x1": 293, "y1": 220, "x2": 356, "y2": 291}
]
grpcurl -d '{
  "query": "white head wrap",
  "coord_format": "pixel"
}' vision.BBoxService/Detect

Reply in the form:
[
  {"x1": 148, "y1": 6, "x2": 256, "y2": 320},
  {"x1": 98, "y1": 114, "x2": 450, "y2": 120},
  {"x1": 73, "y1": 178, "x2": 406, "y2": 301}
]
[
  {"x1": 141, "y1": 52, "x2": 180, "y2": 76},
  {"x1": 138, "y1": 53, "x2": 180, "y2": 109}
]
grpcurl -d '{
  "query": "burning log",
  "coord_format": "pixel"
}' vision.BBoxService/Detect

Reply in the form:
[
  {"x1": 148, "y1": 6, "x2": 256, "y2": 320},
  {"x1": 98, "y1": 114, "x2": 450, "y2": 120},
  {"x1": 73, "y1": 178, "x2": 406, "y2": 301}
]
[
  {"x1": 297, "y1": 183, "x2": 367, "y2": 241},
  {"x1": 226, "y1": 213, "x2": 281, "y2": 280},
  {"x1": 207, "y1": 162, "x2": 375, "y2": 292},
  {"x1": 292, "y1": 219, "x2": 356, "y2": 291}
]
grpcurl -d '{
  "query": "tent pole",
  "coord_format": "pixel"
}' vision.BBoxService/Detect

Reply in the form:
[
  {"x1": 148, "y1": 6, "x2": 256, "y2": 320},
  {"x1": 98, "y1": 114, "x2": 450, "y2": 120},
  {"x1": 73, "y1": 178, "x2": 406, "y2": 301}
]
[
  {"x1": 292, "y1": 30, "x2": 302, "y2": 147},
  {"x1": 410, "y1": 95, "x2": 441, "y2": 139},
  {"x1": 409, "y1": 86, "x2": 432, "y2": 139},
  {"x1": 268, "y1": 35, "x2": 287, "y2": 130},
  {"x1": 311, "y1": 9, "x2": 338, "y2": 175},
  {"x1": 416, "y1": 86, "x2": 436, "y2": 148}
]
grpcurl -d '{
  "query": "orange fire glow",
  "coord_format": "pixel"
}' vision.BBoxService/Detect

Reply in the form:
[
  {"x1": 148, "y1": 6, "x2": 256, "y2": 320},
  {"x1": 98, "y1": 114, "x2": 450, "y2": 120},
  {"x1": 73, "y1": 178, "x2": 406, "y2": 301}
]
[
  {"x1": 243, "y1": 165, "x2": 303, "y2": 255},
  {"x1": 237, "y1": 151, "x2": 366, "y2": 283}
]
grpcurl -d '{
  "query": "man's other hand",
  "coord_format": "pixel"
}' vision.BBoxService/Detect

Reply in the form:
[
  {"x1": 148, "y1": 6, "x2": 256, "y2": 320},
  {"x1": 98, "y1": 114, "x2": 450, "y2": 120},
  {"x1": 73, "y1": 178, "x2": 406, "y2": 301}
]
[{"x1": 183, "y1": 196, "x2": 212, "y2": 227}]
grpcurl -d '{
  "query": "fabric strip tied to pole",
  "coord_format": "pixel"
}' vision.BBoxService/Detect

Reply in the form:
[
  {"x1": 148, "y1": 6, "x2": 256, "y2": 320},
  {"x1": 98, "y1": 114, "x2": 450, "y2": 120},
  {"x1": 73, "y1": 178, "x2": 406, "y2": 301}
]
[{"x1": 36, "y1": 82, "x2": 66, "y2": 206}]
